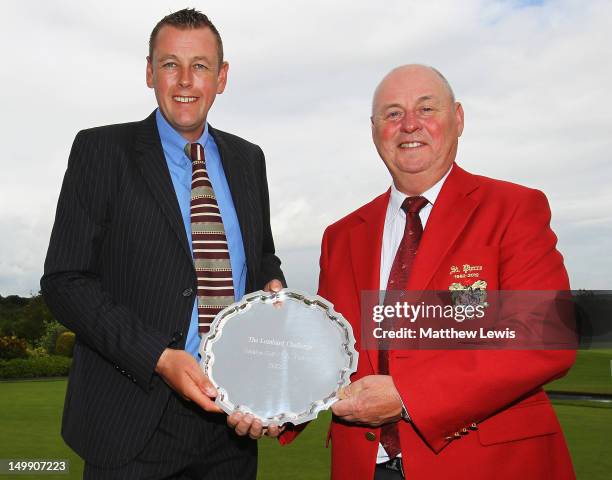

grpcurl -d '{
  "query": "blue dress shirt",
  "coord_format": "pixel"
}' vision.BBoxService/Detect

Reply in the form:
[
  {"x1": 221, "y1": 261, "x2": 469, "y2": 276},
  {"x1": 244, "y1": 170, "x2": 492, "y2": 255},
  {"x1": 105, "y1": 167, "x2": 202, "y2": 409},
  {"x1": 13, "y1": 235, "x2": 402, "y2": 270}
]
[{"x1": 155, "y1": 109, "x2": 247, "y2": 358}]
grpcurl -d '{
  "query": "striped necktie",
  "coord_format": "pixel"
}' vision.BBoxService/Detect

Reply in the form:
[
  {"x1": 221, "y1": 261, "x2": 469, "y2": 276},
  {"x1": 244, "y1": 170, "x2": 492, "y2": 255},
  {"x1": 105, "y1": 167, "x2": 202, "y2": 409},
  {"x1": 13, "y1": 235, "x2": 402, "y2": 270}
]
[{"x1": 185, "y1": 142, "x2": 235, "y2": 334}]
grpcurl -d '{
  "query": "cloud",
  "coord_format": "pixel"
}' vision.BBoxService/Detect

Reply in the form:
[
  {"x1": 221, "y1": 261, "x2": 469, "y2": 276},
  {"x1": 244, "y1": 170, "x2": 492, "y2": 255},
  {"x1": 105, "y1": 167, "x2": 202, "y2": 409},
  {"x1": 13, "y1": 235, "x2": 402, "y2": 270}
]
[{"x1": 0, "y1": 0, "x2": 610, "y2": 295}]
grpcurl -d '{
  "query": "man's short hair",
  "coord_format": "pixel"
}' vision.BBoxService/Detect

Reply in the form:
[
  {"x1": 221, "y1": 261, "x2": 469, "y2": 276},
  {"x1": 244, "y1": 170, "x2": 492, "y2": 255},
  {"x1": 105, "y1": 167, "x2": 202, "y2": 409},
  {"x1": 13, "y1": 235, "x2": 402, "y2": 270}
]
[{"x1": 149, "y1": 8, "x2": 224, "y2": 67}]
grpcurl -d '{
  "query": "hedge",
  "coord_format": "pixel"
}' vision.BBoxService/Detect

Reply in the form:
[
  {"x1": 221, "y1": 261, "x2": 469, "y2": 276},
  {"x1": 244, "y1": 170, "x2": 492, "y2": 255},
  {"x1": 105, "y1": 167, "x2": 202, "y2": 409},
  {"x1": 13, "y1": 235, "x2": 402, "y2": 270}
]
[
  {"x1": 55, "y1": 331, "x2": 75, "y2": 357},
  {"x1": 0, "y1": 355, "x2": 72, "y2": 379}
]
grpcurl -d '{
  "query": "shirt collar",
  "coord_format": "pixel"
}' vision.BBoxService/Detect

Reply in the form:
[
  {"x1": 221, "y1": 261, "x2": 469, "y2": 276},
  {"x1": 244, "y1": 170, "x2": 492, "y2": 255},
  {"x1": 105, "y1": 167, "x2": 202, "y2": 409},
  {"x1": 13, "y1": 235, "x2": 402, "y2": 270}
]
[
  {"x1": 389, "y1": 165, "x2": 453, "y2": 216},
  {"x1": 155, "y1": 108, "x2": 210, "y2": 165}
]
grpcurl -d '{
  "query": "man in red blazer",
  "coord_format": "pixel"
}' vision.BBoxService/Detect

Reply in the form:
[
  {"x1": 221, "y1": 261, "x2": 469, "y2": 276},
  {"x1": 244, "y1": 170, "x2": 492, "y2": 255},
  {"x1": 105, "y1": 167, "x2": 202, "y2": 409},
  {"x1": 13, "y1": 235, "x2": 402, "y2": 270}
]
[{"x1": 281, "y1": 65, "x2": 575, "y2": 479}]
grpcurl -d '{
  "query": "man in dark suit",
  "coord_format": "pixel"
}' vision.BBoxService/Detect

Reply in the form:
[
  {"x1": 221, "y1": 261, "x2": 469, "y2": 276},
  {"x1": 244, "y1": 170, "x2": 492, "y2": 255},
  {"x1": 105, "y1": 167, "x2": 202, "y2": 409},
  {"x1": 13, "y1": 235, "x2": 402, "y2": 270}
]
[{"x1": 41, "y1": 8, "x2": 284, "y2": 479}]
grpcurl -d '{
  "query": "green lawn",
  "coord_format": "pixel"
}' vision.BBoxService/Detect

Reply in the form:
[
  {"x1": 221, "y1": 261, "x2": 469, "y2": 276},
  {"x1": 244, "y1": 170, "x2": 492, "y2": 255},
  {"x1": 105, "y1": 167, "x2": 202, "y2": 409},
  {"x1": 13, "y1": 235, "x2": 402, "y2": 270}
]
[
  {"x1": 258, "y1": 412, "x2": 329, "y2": 480},
  {"x1": 0, "y1": 379, "x2": 83, "y2": 479},
  {"x1": 551, "y1": 401, "x2": 612, "y2": 480},
  {"x1": 0, "y1": 379, "x2": 610, "y2": 479},
  {"x1": 0, "y1": 379, "x2": 329, "y2": 480},
  {"x1": 546, "y1": 349, "x2": 612, "y2": 394}
]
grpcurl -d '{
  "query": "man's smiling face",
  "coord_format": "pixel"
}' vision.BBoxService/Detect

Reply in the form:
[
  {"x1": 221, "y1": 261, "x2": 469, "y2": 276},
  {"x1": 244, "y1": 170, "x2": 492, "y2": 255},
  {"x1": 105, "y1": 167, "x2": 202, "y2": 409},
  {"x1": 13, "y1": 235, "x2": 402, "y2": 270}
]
[
  {"x1": 371, "y1": 65, "x2": 464, "y2": 192},
  {"x1": 146, "y1": 25, "x2": 228, "y2": 142}
]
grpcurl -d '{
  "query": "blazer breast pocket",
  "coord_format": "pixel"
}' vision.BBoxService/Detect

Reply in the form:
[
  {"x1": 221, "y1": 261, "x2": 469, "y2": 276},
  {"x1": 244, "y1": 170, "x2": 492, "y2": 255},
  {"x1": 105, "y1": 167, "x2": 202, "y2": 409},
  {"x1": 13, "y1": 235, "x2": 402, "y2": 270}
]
[{"x1": 434, "y1": 246, "x2": 500, "y2": 291}]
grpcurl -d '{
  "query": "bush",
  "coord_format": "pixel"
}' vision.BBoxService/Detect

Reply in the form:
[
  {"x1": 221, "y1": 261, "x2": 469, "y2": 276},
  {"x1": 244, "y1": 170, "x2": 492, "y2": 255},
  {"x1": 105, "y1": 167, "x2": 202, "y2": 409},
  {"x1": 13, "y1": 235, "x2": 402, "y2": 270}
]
[
  {"x1": 27, "y1": 345, "x2": 49, "y2": 358},
  {"x1": 0, "y1": 355, "x2": 71, "y2": 379},
  {"x1": 40, "y1": 320, "x2": 68, "y2": 354},
  {"x1": 12, "y1": 294, "x2": 54, "y2": 344},
  {"x1": 0, "y1": 336, "x2": 29, "y2": 360},
  {"x1": 55, "y1": 332, "x2": 75, "y2": 357}
]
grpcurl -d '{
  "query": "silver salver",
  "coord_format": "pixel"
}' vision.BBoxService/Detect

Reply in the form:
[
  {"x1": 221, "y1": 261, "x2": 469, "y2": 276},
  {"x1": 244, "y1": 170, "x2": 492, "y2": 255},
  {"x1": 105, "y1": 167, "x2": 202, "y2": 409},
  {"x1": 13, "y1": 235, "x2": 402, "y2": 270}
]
[{"x1": 199, "y1": 289, "x2": 358, "y2": 426}]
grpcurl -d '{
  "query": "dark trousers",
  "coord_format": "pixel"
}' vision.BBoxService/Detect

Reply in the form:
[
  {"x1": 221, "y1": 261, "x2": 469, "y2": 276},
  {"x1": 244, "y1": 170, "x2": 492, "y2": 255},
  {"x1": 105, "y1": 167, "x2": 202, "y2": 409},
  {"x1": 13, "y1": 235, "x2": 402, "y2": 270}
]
[
  {"x1": 84, "y1": 394, "x2": 257, "y2": 480},
  {"x1": 374, "y1": 458, "x2": 405, "y2": 480}
]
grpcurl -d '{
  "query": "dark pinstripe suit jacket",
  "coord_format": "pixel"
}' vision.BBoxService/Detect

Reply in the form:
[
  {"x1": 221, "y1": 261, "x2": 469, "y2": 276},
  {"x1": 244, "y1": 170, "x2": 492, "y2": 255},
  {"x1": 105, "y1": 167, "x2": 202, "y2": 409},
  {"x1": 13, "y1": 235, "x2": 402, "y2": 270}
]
[{"x1": 41, "y1": 111, "x2": 285, "y2": 467}]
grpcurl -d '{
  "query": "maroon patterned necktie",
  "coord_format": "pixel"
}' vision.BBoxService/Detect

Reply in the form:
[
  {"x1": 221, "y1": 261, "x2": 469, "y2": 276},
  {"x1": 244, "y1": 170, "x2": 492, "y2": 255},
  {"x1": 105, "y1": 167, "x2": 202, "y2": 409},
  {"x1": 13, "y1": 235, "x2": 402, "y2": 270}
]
[
  {"x1": 379, "y1": 195, "x2": 429, "y2": 458},
  {"x1": 185, "y1": 142, "x2": 234, "y2": 334}
]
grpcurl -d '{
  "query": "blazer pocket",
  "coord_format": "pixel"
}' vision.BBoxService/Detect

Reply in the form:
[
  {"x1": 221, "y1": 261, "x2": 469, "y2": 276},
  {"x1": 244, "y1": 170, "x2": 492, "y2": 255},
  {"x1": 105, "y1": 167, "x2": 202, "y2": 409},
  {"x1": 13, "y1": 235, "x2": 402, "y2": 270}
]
[
  {"x1": 477, "y1": 401, "x2": 559, "y2": 446},
  {"x1": 435, "y1": 246, "x2": 500, "y2": 291}
]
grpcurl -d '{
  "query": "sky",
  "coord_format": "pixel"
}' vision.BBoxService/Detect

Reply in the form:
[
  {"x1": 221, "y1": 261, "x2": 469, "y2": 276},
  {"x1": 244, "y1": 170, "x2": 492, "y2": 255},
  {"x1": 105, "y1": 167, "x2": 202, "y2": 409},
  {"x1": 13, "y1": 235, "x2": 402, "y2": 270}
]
[{"x1": 0, "y1": 0, "x2": 610, "y2": 296}]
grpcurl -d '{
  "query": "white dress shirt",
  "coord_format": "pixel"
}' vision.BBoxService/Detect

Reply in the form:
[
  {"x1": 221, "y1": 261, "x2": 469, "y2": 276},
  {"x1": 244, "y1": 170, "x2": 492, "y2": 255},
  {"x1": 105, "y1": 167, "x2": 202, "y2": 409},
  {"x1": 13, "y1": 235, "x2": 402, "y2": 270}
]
[{"x1": 377, "y1": 166, "x2": 452, "y2": 463}]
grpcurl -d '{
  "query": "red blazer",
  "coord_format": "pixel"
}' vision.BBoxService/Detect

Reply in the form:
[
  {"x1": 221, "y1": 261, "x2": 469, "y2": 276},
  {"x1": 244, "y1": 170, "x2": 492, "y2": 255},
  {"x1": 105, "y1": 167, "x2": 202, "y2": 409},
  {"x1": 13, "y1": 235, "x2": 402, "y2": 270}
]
[{"x1": 281, "y1": 165, "x2": 575, "y2": 479}]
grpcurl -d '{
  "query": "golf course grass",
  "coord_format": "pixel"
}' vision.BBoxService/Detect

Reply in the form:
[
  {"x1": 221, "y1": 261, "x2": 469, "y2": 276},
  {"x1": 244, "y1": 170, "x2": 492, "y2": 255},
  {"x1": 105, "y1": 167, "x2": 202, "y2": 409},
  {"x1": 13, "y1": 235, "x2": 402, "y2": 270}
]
[
  {"x1": 1, "y1": 349, "x2": 610, "y2": 479},
  {"x1": 546, "y1": 349, "x2": 612, "y2": 395}
]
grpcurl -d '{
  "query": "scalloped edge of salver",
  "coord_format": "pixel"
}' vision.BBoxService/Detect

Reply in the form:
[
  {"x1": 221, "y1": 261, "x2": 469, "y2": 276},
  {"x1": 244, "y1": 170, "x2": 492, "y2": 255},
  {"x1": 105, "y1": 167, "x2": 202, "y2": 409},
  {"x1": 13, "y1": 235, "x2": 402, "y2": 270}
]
[{"x1": 198, "y1": 288, "x2": 359, "y2": 426}]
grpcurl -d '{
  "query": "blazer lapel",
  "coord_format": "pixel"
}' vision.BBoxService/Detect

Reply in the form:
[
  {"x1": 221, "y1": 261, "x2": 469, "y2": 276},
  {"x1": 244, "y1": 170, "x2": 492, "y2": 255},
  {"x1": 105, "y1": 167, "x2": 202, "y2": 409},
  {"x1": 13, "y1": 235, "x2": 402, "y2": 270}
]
[
  {"x1": 133, "y1": 111, "x2": 192, "y2": 261},
  {"x1": 408, "y1": 164, "x2": 481, "y2": 291},
  {"x1": 349, "y1": 191, "x2": 389, "y2": 373}
]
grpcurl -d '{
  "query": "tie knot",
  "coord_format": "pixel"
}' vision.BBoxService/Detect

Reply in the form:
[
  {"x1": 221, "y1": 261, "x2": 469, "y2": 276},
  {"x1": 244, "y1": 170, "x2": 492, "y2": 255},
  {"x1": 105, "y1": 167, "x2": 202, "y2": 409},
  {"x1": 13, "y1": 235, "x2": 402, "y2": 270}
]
[
  {"x1": 401, "y1": 196, "x2": 428, "y2": 214},
  {"x1": 184, "y1": 143, "x2": 205, "y2": 163}
]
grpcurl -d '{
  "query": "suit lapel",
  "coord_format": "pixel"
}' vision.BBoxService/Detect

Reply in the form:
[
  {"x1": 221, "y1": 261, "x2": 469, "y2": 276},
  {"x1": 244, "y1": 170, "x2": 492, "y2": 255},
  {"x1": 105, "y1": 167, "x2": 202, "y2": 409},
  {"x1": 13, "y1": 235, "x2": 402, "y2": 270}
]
[
  {"x1": 408, "y1": 164, "x2": 480, "y2": 291},
  {"x1": 349, "y1": 191, "x2": 389, "y2": 373},
  {"x1": 209, "y1": 127, "x2": 256, "y2": 290},
  {"x1": 133, "y1": 111, "x2": 192, "y2": 261}
]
